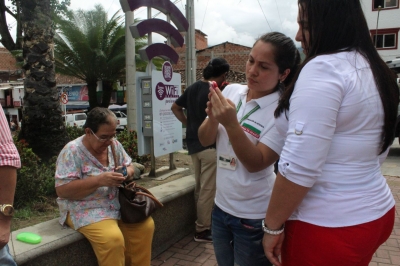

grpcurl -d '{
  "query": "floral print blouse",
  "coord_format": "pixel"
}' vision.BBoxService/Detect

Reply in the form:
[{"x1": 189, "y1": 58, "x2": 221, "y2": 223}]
[{"x1": 55, "y1": 136, "x2": 132, "y2": 229}]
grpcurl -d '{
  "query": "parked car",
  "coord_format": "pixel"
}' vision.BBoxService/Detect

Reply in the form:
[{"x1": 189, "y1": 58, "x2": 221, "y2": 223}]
[
  {"x1": 63, "y1": 113, "x2": 87, "y2": 127},
  {"x1": 112, "y1": 111, "x2": 127, "y2": 130}
]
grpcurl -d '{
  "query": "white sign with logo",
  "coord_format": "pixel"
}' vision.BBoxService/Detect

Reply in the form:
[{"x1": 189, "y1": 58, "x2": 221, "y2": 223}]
[{"x1": 152, "y1": 62, "x2": 182, "y2": 157}]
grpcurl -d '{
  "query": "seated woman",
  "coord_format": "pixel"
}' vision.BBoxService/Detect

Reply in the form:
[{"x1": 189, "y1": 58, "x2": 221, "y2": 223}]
[{"x1": 55, "y1": 107, "x2": 154, "y2": 266}]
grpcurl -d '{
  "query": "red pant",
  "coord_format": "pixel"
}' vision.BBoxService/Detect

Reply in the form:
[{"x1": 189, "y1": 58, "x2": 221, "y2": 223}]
[{"x1": 282, "y1": 207, "x2": 395, "y2": 266}]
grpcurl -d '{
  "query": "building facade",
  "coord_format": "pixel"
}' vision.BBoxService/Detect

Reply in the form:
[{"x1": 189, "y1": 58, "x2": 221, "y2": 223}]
[
  {"x1": 362, "y1": 0, "x2": 400, "y2": 62},
  {"x1": 172, "y1": 29, "x2": 250, "y2": 87}
]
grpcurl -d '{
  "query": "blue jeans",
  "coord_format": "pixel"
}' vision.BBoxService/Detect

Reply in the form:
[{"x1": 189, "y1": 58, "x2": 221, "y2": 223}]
[
  {"x1": 212, "y1": 205, "x2": 272, "y2": 266},
  {"x1": 0, "y1": 244, "x2": 17, "y2": 266}
]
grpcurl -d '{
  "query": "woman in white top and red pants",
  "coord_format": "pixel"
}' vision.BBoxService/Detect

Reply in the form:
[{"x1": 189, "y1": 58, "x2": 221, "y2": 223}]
[{"x1": 262, "y1": 0, "x2": 399, "y2": 266}]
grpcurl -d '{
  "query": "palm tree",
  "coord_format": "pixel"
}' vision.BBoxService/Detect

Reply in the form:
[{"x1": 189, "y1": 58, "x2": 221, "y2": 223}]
[
  {"x1": 54, "y1": 5, "x2": 148, "y2": 109},
  {"x1": 19, "y1": 0, "x2": 69, "y2": 161},
  {"x1": 0, "y1": 0, "x2": 71, "y2": 51}
]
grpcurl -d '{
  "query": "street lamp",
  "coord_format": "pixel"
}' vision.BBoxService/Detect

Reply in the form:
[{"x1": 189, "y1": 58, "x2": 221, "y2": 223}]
[{"x1": 375, "y1": 5, "x2": 381, "y2": 48}]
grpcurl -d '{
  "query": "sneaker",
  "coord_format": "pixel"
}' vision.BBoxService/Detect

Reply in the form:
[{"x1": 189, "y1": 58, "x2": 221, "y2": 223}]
[{"x1": 194, "y1": 229, "x2": 213, "y2": 243}]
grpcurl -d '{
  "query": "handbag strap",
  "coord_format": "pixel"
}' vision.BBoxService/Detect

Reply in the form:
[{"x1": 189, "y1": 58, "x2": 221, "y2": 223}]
[
  {"x1": 110, "y1": 141, "x2": 118, "y2": 169},
  {"x1": 124, "y1": 182, "x2": 164, "y2": 207},
  {"x1": 136, "y1": 191, "x2": 164, "y2": 207}
]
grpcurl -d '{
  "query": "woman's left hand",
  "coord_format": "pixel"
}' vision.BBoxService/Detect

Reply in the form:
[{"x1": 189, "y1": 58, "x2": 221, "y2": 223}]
[
  {"x1": 262, "y1": 233, "x2": 285, "y2": 266},
  {"x1": 124, "y1": 165, "x2": 136, "y2": 182}
]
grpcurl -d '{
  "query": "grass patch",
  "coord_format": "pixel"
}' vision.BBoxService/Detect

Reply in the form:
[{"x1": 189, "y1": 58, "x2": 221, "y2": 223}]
[{"x1": 11, "y1": 196, "x2": 59, "y2": 231}]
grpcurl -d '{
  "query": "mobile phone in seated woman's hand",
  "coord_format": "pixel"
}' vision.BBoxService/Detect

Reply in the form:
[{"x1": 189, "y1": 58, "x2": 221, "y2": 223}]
[{"x1": 115, "y1": 166, "x2": 128, "y2": 178}]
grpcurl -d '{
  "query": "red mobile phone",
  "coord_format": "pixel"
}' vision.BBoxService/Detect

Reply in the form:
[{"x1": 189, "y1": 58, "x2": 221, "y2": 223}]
[{"x1": 210, "y1": 81, "x2": 218, "y2": 90}]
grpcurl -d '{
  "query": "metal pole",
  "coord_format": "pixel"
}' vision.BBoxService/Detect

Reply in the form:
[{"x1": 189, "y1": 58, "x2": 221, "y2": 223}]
[
  {"x1": 185, "y1": 0, "x2": 196, "y2": 87},
  {"x1": 125, "y1": 11, "x2": 137, "y2": 131},
  {"x1": 149, "y1": 137, "x2": 156, "y2": 177},
  {"x1": 375, "y1": 5, "x2": 381, "y2": 48},
  {"x1": 166, "y1": 13, "x2": 177, "y2": 171},
  {"x1": 147, "y1": 7, "x2": 157, "y2": 177},
  {"x1": 61, "y1": 86, "x2": 67, "y2": 125}
]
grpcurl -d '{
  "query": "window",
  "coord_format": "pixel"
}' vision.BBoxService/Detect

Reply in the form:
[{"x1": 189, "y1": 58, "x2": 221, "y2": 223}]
[
  {"x1": 374, "y1": 0, "x2": 399, "y2": 9},
  {"x1": 370, "y1": 28, "x2": 400, "y2": 50},
  {"x1": 113, "y1": 111, "x2": 127, "y2": 118},
  {"x1": 373, "y1": 33, "x2": 396, "y2": 48},
  {"x1": 75, "y1": 114, "x2": 87, "y2": 121}
]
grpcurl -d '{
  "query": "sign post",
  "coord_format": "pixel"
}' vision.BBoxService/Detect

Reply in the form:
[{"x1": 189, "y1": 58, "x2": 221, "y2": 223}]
[
  {"x1": 60, "y1": 92, "x2": 68, "y2": 125},
  {"x1": 152, "y1": 62, "x2": 182, "y2": 157}
]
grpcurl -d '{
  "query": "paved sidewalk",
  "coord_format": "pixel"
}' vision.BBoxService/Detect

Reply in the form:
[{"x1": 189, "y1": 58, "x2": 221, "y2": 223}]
[
  {"x1": 151, "y1": 236, "x2": 217, "y2": 266},
  {"x1": 152, "y1": 144, "x2": 400, "y2": 266},
  {"x1": 369, "y1": 175, "x2": 400, "y2": 266}
]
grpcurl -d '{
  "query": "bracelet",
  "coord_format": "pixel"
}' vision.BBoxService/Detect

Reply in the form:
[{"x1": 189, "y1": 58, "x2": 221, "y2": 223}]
[{"x1": 262, "y1": 220, "x2": 285, "y2": 235}]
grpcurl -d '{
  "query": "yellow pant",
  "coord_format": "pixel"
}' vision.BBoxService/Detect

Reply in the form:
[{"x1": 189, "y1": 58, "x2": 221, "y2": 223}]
[{"x1": 66, "y1": 214, "x2": 154, "y2": 266}]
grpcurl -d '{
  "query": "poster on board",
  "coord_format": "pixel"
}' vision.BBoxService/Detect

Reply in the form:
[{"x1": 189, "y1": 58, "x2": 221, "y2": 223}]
[{"x1": 152, "y1": 62, "x2": 182, "y2": 157}]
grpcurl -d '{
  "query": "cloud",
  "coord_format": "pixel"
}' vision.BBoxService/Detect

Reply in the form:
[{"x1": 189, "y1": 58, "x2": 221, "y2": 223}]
[
  {"x1": 2, "y1": 0, "x2": 299, "y2": 48},
  {"x1": 190, "y1": 0, "x2": 300, "y2": 47},
  {"x1": 69, "y1": 0, "x2": 300, "y2": 47}
]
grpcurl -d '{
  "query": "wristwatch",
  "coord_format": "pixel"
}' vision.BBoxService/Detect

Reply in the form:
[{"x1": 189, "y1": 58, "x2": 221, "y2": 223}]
[
  {"x1": 262, "y1": 219, "x2": 284, "y2": 235},
  {"x1": 0, "y1": 204, "x2": 15, "y2": 216}
]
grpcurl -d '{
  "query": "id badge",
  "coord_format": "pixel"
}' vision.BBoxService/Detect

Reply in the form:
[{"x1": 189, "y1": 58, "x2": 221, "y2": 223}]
[{"x1": 218, "y1": 154, "x2": 237, "y2": 171}]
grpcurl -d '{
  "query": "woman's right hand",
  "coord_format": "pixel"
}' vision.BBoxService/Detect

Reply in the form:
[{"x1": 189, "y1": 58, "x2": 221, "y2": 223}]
[
  {"x1": 263, "y1": 233, "x2": 284, "y2": 266},
  {"x1": 209, "y1": 86, "x2": 238, "y2": 129},
  {"x1": 96, "y1": 172, "x2": 126, "y2": 187}
]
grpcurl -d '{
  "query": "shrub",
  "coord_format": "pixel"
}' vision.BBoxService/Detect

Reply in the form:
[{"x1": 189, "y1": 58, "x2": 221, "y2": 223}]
[
  {"x1": 116, "y1": 129, "x2": 150, "y2": 164},
  {"x1": 13, "y1": 138, "x2": 58, "y2": 208},
  {"x1": 65, "y1": 126, "x2": 84, "y2": 140}
]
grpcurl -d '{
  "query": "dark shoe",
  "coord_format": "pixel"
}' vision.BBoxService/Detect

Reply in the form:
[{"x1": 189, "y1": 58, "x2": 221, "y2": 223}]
[{"x1": 194, "y1": 229, "x2": 212, "y2": 243}]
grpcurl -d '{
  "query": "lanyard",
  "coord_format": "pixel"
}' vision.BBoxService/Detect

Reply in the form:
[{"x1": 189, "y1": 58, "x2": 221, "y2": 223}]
[{"x1": 236, "y1": 99, "x2": 260, "y2": 125}]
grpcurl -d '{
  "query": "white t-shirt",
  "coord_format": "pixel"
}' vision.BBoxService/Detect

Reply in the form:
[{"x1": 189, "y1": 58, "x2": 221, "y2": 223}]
[
  {"x1": 275, "y1": 51, "x2": 395, "y2": 227},
  {"x1": 215, "y1": 84, "x2": 285, "y2": 219}
]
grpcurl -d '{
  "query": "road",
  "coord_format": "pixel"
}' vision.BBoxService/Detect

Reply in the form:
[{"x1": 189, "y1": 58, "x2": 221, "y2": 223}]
[{"x1": 383, "y1": 138, "x2": 400, "y2": 176}]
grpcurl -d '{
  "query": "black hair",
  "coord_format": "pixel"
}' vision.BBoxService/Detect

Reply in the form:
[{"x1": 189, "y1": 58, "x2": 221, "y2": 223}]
[
  {"x1": 203, "y1": 57, "x2": 230, "y2": 79},
  {"x1": 255, "y1": 32, "x2": 301, "y2": 91},
  {"x1": 275, "y1": 0, "x2": 399, "y2": 154},
  {"x1": 83, "y1": 107, "x2": 117, "y2": 132}
]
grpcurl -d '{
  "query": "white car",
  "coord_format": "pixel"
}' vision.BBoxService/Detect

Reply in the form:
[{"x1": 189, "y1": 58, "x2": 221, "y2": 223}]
[
  {"x1": 63, "y1": 113, "x2": 87, "y2": 127},
  {"x1": 113, "y1": 111, "x2": 127, "y2": 130}
]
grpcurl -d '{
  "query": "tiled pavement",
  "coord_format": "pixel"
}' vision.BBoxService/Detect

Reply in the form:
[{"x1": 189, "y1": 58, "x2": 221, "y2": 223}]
[
  {"x1": 151, "y1": 236, "x2": 217, "y2": 266},
  {"x1": 370, "y1": 176, "x2": 400, "y2": 266},
  {"x1": 152, "y1": 149, "x2": 400, "y2": 266}
]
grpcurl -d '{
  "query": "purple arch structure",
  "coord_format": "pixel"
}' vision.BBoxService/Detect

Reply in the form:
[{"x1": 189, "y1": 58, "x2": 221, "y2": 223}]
[
  {"x1": 139, "y1": 43, "x2": 179, "y2": 64},
  {"x1": 130, "y1": 19, "x2": 184, "y2": 48},
  {"x1": 120, "y1": 0, "x2": 189, "y2": 32}
]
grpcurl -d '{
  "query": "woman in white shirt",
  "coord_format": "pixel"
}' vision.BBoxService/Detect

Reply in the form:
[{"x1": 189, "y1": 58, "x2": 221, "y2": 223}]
[
  {"x1": 262, "y1": 1, "x2": 399, "y2": 266},
  {"x1": 199, "y1": 32, "x2": 300, "y2": 266}
]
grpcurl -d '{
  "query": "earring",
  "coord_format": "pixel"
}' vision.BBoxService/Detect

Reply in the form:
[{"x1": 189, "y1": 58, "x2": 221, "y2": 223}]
[{"x1": 279, "y1": 80, "x2": 284, "y2": 91}]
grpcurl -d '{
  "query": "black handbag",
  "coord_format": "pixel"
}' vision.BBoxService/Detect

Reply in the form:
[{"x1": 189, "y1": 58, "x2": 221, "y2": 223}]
[{"x1": 111, "y1": 142, "x2": 163, "y2": 223}]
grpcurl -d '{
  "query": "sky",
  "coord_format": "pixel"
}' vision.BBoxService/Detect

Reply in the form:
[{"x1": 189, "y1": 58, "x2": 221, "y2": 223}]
[
  {"x1": 68, "y1": 0, "x2": 300, "y2": 48},
  {"x1": 3, "y1": 0, "x2": 299, "y2": 48}
]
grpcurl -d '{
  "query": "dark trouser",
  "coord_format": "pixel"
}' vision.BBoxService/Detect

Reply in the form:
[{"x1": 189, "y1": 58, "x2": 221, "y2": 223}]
[{"x1": 212, "y1": 205, "x2": 272, "y2": 266}]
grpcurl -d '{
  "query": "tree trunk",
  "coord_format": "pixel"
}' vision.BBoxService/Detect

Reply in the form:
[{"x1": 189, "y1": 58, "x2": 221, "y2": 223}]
[
  {"x1": 101, "y1": 80, "x2": 113, "y2": 108},
  {"x1": 19, "y1": 0, "x2": 69, "y2": 161},
  {"x1": 87, "y1": 79, "x2": 99, "y2": 111},
  {"x1": 0, "y1": 0, "x2": 20, "y2": 50}
]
